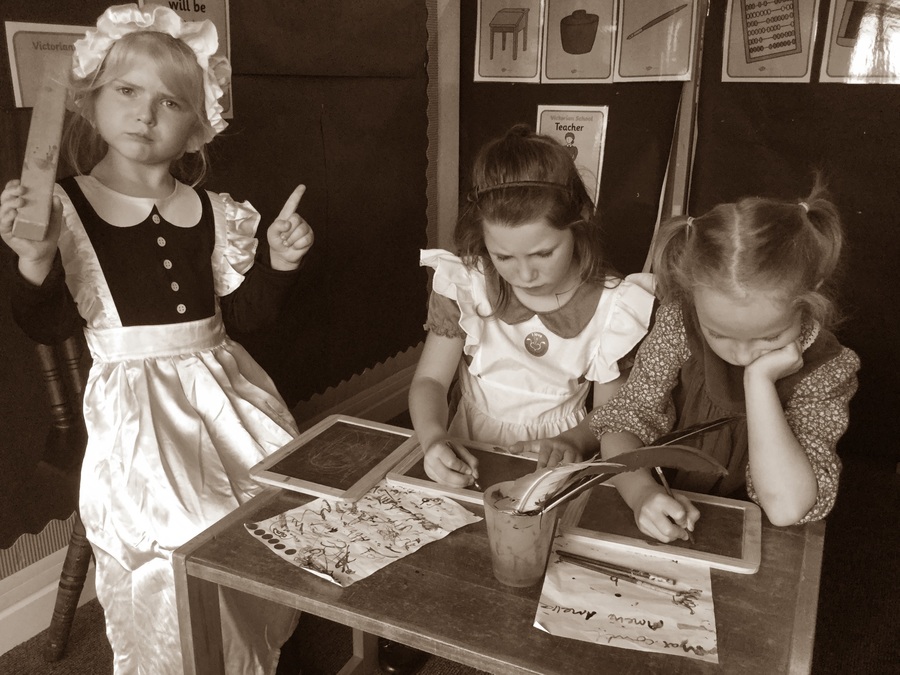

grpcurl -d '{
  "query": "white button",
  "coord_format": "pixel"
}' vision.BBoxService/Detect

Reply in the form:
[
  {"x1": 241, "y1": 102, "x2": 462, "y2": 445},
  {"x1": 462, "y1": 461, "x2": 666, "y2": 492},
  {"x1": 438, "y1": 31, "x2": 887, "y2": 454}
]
[
  {"x1": 152, "y1": 214, "x2": 161, "y2": 224},
  {"x1": 170, "y1": 282, "x2": 180, "y2": 292},
  {"x1": 176, "y1": 304, "x2": 187, "y2": 314},
  {"x1": 163, "y1": 259, "x2": 173, "y2": 269},
  {"x1": 157, "y1": 236, "x2": 166, "y2": 247}
]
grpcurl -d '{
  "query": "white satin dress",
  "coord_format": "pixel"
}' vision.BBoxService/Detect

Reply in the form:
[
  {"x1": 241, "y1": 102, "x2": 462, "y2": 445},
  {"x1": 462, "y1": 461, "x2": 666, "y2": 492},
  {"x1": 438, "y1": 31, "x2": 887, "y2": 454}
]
[
  {"x1": 54, "y1": 175, "x2": 300, "y2": 675},
  {"x1": 421, "y1": 249, "x2": 656, "y2": 446}
]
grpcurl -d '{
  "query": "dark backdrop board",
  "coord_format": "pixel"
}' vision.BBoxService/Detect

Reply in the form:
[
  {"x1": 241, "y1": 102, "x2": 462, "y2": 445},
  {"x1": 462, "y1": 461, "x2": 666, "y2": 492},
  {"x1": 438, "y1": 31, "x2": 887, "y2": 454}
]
[
  {"x1": 458, "y1": 0, "x2": 682, "y2": 276},
  {"x1": 691, "y1": 1, "x2": 900, "y2": 460},
  {"x1": 0, "y1": 1, "x2": 430, "y2": 546}
]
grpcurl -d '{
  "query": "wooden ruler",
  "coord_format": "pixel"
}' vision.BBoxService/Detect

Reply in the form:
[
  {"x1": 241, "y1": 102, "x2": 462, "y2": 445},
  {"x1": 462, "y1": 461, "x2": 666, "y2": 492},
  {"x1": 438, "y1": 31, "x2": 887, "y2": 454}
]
[{"x1": 13, "y1": 55, "x2": 69, "y2": 241}]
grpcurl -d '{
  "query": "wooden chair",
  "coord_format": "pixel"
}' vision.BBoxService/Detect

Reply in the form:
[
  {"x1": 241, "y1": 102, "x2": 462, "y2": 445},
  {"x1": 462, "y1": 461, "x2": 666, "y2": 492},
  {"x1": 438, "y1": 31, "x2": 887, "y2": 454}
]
[{"x1": 33, "y1": 334, "x2": 94, "y2": 662}]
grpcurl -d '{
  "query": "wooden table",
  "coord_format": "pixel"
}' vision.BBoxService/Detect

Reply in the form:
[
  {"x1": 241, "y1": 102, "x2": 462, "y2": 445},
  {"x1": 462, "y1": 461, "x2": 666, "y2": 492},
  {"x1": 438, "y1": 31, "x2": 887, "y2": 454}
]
[{"x1": 174, "y1": 487, "x2": 824, "y2": 674}]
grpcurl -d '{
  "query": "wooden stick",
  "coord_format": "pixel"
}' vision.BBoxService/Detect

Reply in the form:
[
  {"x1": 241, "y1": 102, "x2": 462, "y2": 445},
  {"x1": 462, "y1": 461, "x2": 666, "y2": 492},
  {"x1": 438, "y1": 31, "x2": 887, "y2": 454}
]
[{"x1": 13, "y1": 55, "x2": 69, "y2": 241}]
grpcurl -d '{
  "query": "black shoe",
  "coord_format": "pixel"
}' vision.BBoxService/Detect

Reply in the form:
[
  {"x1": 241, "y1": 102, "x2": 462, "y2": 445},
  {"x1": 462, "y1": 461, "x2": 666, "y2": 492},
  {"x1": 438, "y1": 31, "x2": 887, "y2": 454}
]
[{"x1": 378, "y1": 638, "x2": 429, "y2": 675}]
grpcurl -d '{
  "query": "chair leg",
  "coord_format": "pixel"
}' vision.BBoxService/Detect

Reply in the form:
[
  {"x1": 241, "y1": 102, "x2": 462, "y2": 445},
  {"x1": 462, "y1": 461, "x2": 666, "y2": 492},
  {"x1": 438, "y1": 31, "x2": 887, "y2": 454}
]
[{"x1": 44, "y1": 514, "x2": 93, "y2": 662}]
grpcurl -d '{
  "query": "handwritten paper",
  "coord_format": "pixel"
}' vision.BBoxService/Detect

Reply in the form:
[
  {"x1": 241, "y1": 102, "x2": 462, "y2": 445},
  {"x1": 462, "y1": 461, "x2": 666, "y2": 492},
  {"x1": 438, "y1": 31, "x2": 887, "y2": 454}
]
[
  {"x1": 245, "y1": 481, "x2": 482, "y2": 587},
  {"x1": 534, "y1": 534, "x2": 718, "y2": 663}
]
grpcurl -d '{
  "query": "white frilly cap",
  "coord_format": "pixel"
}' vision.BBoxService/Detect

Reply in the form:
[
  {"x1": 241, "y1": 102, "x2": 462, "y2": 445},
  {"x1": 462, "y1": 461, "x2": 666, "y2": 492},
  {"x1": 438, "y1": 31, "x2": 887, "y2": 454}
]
[{"x1": 72, "y1": 3, "x2": 231, "y2": 146}]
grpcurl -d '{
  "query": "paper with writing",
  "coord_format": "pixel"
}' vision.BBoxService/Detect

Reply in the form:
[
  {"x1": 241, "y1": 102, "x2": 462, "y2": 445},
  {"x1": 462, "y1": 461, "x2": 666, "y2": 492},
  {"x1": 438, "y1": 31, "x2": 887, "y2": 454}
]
[
  {"x1": 535, "y1": 534, "x2": 717, "y2": 663},
  {"x1": 245, "y1": 480, "x2": 481, "y2": 587}
]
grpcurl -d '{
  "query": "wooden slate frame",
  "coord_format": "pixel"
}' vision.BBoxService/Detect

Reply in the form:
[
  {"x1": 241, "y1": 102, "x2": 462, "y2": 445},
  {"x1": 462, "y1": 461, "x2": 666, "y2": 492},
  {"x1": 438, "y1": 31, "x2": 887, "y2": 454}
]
[
  {"x1": 385, "y1": 438, "x2": 540, "y2": 505},
  {"x1": 249, "y1": 414, "x2": 418, "y2": 503}
]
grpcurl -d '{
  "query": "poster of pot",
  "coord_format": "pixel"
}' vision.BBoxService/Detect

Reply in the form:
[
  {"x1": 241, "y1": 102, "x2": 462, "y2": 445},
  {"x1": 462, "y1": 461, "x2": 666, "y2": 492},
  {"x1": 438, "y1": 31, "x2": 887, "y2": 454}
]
[
  {"x1": 819, "y1": 0, "x2": 900, "y2": 83},
  {"x1": 722, "y1": 0, "x2": 822, "y2": 82},
  {"x1": 614, "y1": 0, "x2": 698, "y2": 81},
  {"x1": 536, "y1": 105, "x2": 608, "y2": 203},
  {"x1": 475, "y1": 0, "x2": 544, "y2": 82},
  {"x1": 542, "y1": 0, "x2": 616, "y2": 83}
]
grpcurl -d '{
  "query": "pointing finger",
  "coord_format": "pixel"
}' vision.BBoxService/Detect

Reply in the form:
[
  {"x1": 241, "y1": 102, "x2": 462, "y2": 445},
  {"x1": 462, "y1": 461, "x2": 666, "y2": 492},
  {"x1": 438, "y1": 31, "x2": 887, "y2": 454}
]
[{"x1": 277, "y1": 184, "x2": 306, "y2": 221}]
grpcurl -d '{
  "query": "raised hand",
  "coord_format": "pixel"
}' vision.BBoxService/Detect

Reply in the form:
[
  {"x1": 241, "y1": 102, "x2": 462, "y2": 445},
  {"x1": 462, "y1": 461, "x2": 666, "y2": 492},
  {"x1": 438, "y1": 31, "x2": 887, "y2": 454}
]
[{"x1": 267, "y1": 184, "x2": 314, "y2": 271}]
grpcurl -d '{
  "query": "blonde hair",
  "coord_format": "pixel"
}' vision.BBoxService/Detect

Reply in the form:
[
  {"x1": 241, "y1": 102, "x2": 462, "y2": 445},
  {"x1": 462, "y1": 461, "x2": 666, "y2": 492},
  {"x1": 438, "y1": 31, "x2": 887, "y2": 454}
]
[
  {"x1": 64, "y1": 31, "x2": 212, "y2": 185},
  {"x1": 653, "y1": 176, "x2": 845, "y2": 329}
]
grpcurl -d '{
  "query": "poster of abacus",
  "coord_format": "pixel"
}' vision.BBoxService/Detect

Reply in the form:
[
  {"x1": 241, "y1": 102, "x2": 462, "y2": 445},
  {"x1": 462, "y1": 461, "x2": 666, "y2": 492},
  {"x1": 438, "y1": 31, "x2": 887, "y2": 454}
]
[{"x1": 722, "y1": 0, "x2": 822, "y2": 82}]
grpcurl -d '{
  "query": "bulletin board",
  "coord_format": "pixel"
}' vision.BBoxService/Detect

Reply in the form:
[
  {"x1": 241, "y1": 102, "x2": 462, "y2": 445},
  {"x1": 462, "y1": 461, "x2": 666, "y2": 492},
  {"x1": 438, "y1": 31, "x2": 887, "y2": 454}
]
[{"x1": 458, "y1": 0, "x2": 683, "y2": 276}]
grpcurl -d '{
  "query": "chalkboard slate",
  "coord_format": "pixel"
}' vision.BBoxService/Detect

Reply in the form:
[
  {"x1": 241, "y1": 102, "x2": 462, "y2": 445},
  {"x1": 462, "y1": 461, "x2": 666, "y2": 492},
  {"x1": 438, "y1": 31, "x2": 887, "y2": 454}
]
[
  {"x1": 250, "y1": 415, "x2": 418, "y2": 502},
  {"x1": 386, "y1": 439, "x2": 538, "y2": 505},
  {"x1": 572, "y1": 483, "x2": 761, "y2": 573}
]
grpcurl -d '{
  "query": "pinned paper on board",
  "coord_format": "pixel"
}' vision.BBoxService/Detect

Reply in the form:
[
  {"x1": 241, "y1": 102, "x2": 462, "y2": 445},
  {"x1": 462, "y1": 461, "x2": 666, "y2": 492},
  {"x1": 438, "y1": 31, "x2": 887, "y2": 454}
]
[
  {"x1": 820, "y1": 0, "x2": 900, "y2": 83},
  {"x1": 722, "y1": 0, "x2": 822, "y2": 82},
  {"x1": 245, "y1": 480, "x2": 481, "y2": 587},
  {"x1": 474, "y1": 0, "x2": 544, "y2": 82},
  {"x1": 614, "y1": 0, "x2": 698, "y2": 81},
  {"x1": 542, "y1": 0, "x2": 616, "y2": 83},
  {"x1": 535, "y1": 532, "x2": 718, "y2": 662},
  {"x1": 536, "y1": 105, "x2": 608, "y2": 204}
]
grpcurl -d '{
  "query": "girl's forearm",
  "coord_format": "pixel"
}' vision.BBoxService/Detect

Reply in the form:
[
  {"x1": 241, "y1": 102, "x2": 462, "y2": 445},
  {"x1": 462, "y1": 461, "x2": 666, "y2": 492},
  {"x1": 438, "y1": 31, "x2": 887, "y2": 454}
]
[
  {"x1": 18, "y1": 256, "x2": 54, "y2": 286},
  {"x1": 745, "y1": 375, "x2": 817, "y2": 525},
  {"x1": 408, "y1": 377, "x2": 452, "y2": 450}
]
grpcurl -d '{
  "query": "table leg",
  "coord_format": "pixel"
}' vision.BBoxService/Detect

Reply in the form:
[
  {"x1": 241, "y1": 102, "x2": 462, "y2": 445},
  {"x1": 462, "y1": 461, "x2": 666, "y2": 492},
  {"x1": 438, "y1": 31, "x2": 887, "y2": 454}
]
[
  {"x1": 175, "y1": 572, "x2": 224, "y2": 675},
  {"x1": 337, "y1": 629, "x2": 379, "y2": 674}
]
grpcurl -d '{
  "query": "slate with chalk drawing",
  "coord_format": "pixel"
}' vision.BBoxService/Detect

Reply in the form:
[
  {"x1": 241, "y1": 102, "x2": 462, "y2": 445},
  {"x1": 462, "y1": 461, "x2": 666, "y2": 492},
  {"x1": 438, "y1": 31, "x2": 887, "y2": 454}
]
[
  {"x1": 386, "y1": 438, "x2": 538, "y2": 505},
  {"x1": 571, "y1": 482, "x2": 762, "y2": 573},
  {"x1": 250, "y1": 415, "x2": 419, "y2": 503}
]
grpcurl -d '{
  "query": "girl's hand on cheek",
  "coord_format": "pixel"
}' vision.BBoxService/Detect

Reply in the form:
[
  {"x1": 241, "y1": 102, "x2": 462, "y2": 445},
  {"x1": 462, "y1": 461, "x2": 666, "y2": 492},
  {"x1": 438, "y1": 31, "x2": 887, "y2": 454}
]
[
  {"x1": 267, "y1": 185, "x2": 314, "y2": 270},
  {"x1": 745, "y1": 340, "x2": 804, "y2": 384}
]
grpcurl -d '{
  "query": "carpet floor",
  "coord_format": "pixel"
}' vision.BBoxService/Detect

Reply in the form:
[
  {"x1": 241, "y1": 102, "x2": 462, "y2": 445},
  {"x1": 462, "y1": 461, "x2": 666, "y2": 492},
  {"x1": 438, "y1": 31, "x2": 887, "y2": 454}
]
[{"x1": 1, "y1": 454, "x2": 896, "y2": 674}]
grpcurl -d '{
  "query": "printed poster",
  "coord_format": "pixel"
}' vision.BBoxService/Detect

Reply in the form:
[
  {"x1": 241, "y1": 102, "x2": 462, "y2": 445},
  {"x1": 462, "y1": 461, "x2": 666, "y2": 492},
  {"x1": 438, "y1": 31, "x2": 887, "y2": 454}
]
[
  {"x1": 541, "y1": 0, "x2": 616, "y2": 83},
  {"x1": 614, "y1": 0, "x2": 698, "y2": 81},
  {"x1": 819, "y1": 0, "x2": 900, "y2": 83},
  {"x1": 722, "y1": 0, "x2": 822, "y2": 82},
  {"x1": 475, "y1": 0, "x2": 544, "y2": 82},
  {"x1": 5, "y1": 22, "x2": 89, "y2": 108},
  {"x1": 536, "y1": 105, "x2": 608, "y2": 203}
]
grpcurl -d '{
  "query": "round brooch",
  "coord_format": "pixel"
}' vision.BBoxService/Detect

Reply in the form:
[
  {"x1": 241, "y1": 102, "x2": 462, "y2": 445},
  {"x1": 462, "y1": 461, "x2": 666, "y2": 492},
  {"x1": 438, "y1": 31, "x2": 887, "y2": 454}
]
[{"x1": 524, "y1": 331, "x2": 549, "y2": 357}]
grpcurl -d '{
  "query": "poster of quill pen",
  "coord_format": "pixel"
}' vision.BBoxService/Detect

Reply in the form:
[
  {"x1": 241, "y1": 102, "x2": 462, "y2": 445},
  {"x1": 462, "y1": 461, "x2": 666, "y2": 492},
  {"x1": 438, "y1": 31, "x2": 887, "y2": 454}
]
[
  {"x1": 246, "y1": 481, "x2": 481, "y2": 587},
  {"x1": 535, "y1": 534, "x2": 718, "y2": 662}
]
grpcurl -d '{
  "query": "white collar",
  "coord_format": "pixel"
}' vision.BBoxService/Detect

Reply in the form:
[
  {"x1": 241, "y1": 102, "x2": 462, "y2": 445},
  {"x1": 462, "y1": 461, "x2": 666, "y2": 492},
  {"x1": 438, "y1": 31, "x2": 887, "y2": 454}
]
[{"x1": 74, "y1": 174, "x2": 202, "y2": 228}]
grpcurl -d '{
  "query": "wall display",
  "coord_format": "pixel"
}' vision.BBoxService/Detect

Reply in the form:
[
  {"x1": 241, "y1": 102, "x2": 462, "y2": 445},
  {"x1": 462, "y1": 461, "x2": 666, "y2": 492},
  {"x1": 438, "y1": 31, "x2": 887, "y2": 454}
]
[
  {"x1": 820, "y1": 0, "x2": 900, "y2": 82},
  {"x1": 4, "y1": 22, "x2": 89, "y2": 107},
  {"x1": 541, "y1": 0, "x2": 616, "y2": 83},
  {"x1": 474, "y1": 0, "x2": 544, "y2": 82},
  {"x1": 722, "y1": 0, "x2": 821, "y2": 82},
  {"x1": 536, "y1": 104, "x2": 608, "y2": 203},
  {"x1": 614, "y1": 0, "x2": 698, "y2": 81}
]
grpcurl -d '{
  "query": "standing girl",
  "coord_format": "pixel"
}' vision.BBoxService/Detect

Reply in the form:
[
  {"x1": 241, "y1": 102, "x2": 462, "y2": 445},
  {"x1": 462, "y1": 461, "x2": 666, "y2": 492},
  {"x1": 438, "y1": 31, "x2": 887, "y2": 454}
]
[
  {"x1": 591, "y1": 179, "x2": 860, "y2": 543},
  {"x1": 409, "y1": 124, "x2": 655, "y2": 487},
  {"x1": 1, "y1": 5, "x2": 311, "y2": 673}
]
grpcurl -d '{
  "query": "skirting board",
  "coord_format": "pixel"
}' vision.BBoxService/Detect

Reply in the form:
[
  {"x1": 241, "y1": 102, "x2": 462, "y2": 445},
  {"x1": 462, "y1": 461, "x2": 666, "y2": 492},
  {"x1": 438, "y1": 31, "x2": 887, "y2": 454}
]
[{"x1": 0, "y1": 547, "x2": 97, "y2": 656}]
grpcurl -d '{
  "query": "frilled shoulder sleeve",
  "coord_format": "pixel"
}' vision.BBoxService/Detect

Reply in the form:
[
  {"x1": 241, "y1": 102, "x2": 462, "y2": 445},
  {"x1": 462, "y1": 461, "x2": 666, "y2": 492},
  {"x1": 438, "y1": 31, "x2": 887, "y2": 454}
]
[
  {"x1": 747, "y1": 346, "x2": 860, "y2": 523},
  {"x1": 420, "y1": 249, "x2": 488, "y2": 353},
  {"x1": 585, "y1": 272, "x2": 656, "y2": 384},
  {"x1": 589, "y1": 301, "x2": 690, "y2": 443},
  {"x1": 206, "y1": 190, "x2": 260, "y2": 297}
]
